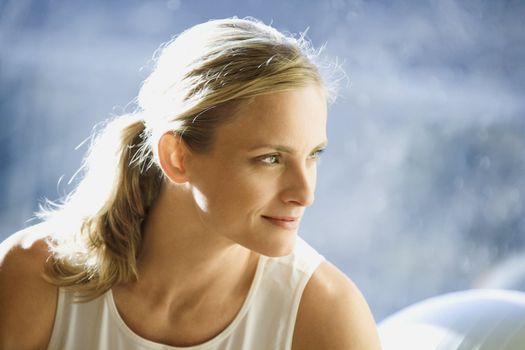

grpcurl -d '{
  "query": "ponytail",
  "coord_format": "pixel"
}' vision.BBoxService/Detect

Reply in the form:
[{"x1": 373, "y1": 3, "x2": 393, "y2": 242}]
[{"x1": 41, "y1": 114, "x2": 162, "y2": 299}]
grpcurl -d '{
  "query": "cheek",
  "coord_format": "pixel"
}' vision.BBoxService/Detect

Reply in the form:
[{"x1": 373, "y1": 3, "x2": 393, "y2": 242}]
[{"x1": 207, "y1": 168, "x2": 278, "y2": 220}]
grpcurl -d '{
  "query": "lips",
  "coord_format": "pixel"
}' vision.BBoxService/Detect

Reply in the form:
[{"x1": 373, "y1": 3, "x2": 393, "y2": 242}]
[{"x1": 261, "y1": 215, "x2": 300, "y2": 230}]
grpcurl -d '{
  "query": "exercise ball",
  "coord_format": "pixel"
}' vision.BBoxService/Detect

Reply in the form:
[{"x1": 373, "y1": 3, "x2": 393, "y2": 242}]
[{"x1": 378, "y1": 289, "x2": 525, "y2": 350}]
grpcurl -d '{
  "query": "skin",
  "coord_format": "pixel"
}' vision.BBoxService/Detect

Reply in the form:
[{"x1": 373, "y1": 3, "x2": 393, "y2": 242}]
[
  {"x1": 0, "y1": 224, "x2": 57, "y2": 350},
  {"x1": 0, "y1": 85, "x2": 381, "y2": 349}
]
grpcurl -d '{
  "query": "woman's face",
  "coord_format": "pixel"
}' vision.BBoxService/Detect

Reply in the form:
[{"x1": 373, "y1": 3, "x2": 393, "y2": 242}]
[{"x1": 186, "y1": 85, "x2": 328, "y2": 256}]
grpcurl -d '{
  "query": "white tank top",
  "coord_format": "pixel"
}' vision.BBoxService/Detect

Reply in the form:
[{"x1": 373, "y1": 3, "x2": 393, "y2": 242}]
[{"x1": 47, "y1": 236, "x2": 324, "y2": 350}]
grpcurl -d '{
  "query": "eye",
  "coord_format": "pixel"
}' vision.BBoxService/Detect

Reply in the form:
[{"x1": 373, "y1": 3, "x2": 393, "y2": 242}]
[
  {"x1": 309, "y1": 148, "x2": 326, "y2": 161},
  {"x1": 259, "y1": 154, "x2": 281, "y2": 165}
]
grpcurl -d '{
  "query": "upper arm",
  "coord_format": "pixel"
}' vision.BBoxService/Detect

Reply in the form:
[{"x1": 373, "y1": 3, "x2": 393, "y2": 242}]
[
  {"x1": 292, "y1": 261, "x2": 382, "y2": 350},
  {"x1": 0, "y1": 225, "x2": 58, "y2": 350}
]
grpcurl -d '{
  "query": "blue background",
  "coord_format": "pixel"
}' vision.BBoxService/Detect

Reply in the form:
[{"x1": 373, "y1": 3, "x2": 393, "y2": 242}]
[{"x1": 1, "y1": 0, "x2": 524, "y2": 321}]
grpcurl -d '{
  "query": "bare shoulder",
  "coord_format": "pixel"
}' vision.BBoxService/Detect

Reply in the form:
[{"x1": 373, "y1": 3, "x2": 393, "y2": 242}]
[
  {"x1": 0, "y1": 223, "x2": 58, "y2": 350},
  {"x1": 292, "y1": 260, "x2": 381, "y2": 350}
]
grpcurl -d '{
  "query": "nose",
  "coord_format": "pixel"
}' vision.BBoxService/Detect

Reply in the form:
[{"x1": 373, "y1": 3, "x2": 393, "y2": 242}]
[{"x1": 280, "y1": 162, "x2": 316, "y2": 207}]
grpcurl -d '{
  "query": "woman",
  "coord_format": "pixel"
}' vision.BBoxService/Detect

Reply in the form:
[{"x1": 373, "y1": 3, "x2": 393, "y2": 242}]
[{"x1": 0, "y1": 18, "x2": 381, "y2": 349}]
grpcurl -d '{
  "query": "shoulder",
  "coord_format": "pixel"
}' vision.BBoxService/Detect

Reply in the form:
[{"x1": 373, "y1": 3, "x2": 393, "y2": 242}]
[
  {"x1": 292, "y1": 260, "x2": 381, "y2": 350},
  {"x1": 0, "y1": 223, "x2": 58, "y2": 349}
]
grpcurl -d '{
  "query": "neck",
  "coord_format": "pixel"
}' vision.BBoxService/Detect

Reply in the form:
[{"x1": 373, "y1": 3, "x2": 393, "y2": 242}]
[{"x1": 120, "y1": 180, "x2": 259, "y2": 305}]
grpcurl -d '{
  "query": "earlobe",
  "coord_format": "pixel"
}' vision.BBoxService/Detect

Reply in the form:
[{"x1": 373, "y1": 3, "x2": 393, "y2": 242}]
[{"x1": 158, "y1": 132, "x2": 189, "y2": 184}]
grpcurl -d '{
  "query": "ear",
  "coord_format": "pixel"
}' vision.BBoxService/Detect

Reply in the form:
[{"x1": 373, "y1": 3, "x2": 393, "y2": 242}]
[{"x1": 158, "y1": 132, "x2": 190, "y2": 183}]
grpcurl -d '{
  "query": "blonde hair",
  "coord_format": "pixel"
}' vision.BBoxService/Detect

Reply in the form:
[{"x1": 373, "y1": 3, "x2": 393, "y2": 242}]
[{"x1": 39, "y1": 17, "x2": 332, "y2": 299}]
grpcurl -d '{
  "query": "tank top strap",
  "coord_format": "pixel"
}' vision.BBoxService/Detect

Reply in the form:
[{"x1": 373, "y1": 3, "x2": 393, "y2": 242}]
[{"x1": 242, "y1": 235, "x2": 325, "y2": 349}]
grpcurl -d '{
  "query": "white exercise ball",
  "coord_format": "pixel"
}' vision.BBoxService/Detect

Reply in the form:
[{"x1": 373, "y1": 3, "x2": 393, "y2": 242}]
[{"x1": 378, "y1": 289, "x2": 525, "y2": 350}]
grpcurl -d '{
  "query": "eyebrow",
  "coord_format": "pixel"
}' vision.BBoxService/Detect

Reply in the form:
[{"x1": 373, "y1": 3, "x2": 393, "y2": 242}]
[{"x1": 248, "y1": 141, "x2": 328, "y2": 154}]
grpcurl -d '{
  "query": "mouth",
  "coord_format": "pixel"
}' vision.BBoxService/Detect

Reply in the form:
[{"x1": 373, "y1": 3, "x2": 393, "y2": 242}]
[{"x1": 261, "y1": 215, "x2": 300, "y2": 230}]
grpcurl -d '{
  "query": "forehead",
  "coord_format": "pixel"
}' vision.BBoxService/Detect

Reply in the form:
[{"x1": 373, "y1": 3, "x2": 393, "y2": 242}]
[{"x1": 213, "y1": 86, "x2": 328, "y2": 151}]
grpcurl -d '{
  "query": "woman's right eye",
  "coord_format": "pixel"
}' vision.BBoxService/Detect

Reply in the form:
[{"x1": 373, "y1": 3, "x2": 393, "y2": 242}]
[{"x1": 259, "y1": 154, "x2": 281, "y2": 165}]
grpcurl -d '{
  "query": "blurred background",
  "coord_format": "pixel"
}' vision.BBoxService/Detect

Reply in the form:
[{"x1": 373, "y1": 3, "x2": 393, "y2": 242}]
[{"x1": 1, "y1": 0, "x2": 524, "y2": 322}]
